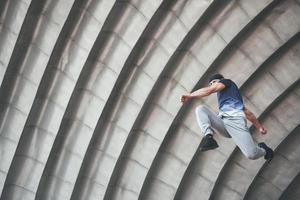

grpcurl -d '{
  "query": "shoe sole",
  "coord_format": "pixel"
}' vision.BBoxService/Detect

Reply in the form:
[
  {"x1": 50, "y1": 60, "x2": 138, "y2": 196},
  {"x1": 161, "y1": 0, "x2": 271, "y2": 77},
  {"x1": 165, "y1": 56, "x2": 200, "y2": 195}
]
[{"x1": 266, "y1": 151, "x2": 274, "y2": 163}]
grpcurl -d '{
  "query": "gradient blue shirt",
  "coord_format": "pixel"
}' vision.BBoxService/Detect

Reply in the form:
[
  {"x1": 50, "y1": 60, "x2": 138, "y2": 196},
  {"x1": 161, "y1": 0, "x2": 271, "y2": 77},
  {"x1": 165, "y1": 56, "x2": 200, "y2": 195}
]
[{"x1": 217, "y1": 79, "x2": 244, "y2": 116}]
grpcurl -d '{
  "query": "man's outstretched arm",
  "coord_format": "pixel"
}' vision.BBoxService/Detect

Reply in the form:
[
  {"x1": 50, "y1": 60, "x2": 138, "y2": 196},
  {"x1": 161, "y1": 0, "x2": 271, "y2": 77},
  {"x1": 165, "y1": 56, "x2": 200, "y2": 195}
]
[
  {"x1": 180, "y1": 82, "x2": 225, "y2": 103},
  {"x1": 244, "y1": 107, "x2": 267, "y2": 135}
]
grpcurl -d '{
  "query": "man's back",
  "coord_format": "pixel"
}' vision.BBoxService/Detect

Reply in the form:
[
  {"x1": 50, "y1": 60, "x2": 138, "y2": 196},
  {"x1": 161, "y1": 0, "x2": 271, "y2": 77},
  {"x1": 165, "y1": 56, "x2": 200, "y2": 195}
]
[{"x1": 217, "y1": 79, "x2": 244, "y2": 115}]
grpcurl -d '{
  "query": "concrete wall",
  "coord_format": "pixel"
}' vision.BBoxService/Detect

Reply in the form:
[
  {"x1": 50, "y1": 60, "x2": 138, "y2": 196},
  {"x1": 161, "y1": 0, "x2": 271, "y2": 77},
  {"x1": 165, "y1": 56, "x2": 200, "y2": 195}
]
[{"x1": 0, "y1": 0, "x2": 299, "y2": 199}]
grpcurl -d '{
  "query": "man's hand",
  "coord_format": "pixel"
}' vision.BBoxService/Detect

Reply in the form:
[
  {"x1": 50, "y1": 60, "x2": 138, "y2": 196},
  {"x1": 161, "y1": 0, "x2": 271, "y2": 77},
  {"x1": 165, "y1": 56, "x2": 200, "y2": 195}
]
[
  {"x1": 180, "y1": 95, "x2": 191, "y2": 103},
  {"x1": 259, "y1": 126, "x2": 267, "y2": 135}
]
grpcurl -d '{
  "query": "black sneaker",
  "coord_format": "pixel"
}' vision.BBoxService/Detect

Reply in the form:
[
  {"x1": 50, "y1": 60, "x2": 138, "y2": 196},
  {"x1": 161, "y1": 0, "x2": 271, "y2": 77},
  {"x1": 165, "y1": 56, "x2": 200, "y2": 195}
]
[
  {"x1": 199, "y1": 134, "x2": 219, "y2": 152},
  {"x1": 258, "y1": 142, "x2": 274, "y2": 162}
]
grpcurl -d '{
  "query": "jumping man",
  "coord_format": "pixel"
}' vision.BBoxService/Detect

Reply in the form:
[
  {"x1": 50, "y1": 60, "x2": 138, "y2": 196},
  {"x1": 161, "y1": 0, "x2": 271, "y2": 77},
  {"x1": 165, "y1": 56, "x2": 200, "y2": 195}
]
[{"x1": 180, "y1": 74, "x2": 274, "y2": 161}]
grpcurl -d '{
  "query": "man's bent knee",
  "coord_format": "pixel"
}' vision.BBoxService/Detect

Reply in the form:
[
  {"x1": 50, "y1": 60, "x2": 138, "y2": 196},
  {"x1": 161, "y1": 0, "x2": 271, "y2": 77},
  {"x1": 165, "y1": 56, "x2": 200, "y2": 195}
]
[
  {"x1": 195, "y1": 105, "x2": 209, "y2": 114},
  {"x1": 245, "y1": 151, "x2": 259, "y2": 160}
]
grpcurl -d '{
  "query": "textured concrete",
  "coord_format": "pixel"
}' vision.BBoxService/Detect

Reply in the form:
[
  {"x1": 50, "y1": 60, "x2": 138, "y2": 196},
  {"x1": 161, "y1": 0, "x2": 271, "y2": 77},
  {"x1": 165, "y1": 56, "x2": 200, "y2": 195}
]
[
  {"x1": 0, "y1": 0, "x2": 299, "y2": 200},
  {"x1": 245, "y1": 124, "x2": 300, "y2": 200}
]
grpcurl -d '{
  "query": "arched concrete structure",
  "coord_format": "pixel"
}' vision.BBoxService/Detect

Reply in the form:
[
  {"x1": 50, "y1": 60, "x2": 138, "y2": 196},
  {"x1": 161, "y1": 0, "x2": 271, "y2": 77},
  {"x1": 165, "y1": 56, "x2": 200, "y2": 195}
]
[{"x1": 0, "y1": 0, "x2": 299, "y2": 200}]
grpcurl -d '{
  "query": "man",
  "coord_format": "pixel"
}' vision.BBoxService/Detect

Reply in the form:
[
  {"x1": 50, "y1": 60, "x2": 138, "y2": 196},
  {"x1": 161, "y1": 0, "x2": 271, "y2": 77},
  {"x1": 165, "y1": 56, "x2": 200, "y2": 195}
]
[{"x1": 180, "y1": 74, "x2": 273, "y2": 161}]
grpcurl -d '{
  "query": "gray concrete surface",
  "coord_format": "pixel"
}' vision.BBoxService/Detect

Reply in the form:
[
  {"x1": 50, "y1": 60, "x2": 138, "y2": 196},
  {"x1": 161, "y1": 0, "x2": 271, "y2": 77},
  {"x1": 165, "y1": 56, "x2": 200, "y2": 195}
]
[{"x1": 0, "y1": 0, "x2": 299, "y2": 200}]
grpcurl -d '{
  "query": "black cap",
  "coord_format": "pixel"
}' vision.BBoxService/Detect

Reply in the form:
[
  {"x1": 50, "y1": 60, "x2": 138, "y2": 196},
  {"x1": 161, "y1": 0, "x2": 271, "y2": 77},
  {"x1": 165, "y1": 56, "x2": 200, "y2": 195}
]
[{"x1": 209, "y1": 74, "x2": 224, "y2": 83}]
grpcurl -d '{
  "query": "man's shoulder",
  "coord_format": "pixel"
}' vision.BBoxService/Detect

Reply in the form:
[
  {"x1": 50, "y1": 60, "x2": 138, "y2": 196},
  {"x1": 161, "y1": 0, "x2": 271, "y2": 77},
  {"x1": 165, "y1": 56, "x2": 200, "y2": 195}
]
[
  {"x1": 219, "y1": 79, "x2": 232, "y2": 87},
  {"x1": 222, "y1": 78, "x2": 232, "y2": 82}
]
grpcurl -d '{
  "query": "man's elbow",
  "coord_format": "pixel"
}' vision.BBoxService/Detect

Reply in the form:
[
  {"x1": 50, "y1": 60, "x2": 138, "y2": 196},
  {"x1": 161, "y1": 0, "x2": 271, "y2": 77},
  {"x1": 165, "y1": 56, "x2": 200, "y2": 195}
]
[
  {"x1": 245, "y1": 112, "x2": 256, "y2": 122},
  {"x1": 245, "y1": 114, "x2": 253, "y2": 121},
  {"x1": 244, "y1": 108, "x2": 251, "y2": 116}
]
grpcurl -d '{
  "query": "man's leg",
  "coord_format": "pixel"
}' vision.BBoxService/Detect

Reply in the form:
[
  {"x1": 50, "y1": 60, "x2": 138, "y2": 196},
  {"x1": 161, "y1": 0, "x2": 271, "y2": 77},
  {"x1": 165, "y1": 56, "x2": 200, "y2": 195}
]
[
  {"x1": 195, "y1": 105, "x2": 230, "y2": 151},
  {"x1": 223, "y1": 116, "x2": 268, "y2": 160},
  {"x1": 195, "y1": 105, "x2": 230, "y2": 137}
]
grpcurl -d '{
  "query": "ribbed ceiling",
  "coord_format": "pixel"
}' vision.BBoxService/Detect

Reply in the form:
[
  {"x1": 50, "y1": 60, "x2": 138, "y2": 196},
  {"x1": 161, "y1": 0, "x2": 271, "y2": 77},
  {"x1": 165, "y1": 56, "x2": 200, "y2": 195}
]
[{"x1": 0, "y1": 0, "x2": 299, "y2": 200}]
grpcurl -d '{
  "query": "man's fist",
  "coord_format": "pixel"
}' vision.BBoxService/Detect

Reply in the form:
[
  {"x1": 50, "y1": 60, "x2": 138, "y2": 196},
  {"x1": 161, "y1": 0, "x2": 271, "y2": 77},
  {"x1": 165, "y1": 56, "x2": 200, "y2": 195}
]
[
  {"x1": 180, "y1": 95, "x2": 191, "y2": 103},
  {"x1": 259, "y1": 126, "x2": 267, "y2": 135}
]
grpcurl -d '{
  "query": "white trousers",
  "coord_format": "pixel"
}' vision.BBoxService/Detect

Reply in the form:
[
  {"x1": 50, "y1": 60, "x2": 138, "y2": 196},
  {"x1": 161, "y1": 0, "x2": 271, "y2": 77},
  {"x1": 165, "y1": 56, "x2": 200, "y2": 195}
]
[{"x1": 195, "y1": 105, "x2": 266, "y2": 160}]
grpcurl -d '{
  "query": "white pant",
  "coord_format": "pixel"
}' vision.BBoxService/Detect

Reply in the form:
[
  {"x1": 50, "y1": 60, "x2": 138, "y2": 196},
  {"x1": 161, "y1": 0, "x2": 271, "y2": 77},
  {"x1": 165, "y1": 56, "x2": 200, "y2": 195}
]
[{"x1": 195, "y1": 105, "x2": 266, "y2": 160}]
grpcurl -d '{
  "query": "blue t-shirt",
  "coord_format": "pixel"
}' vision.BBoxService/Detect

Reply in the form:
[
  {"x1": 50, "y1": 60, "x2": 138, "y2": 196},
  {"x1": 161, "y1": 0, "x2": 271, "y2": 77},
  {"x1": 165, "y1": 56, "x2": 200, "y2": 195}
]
[{"x1": 217, "y1": 79, "x2": 244, "y2": 115}]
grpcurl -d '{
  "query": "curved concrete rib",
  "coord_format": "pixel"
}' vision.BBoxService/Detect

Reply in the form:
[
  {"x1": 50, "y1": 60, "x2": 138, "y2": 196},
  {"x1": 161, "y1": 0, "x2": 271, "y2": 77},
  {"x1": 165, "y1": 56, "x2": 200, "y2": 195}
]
[
  {"x1": 0, "y1": 0, "x2": 31, "y2": 191},
  {"x1": 279, "y1": 165, "x2": 300, "y2": 200},
  {"x1": 0, "y1": 0, "x2": 9, "y2": 20},
  {"x1": 0, "y1": 0, "x2": 47, "y2": 124},
  {"x1": 244, "y1": 122, "x2": 300, "y2": 200},
  {"x1": 209, "y1": 37, "x2": 300, "y2": 200},
  {"x1": 34, "y1": 1, "x2": 157, "y2": 200},
  {"x1": 0, "y1": 0, "x2": 31, "y2": 84},
  {"x1": 0, "y1": 0, "x2": 101, "y2": 199},
  {"x1": 0, "y1": 0, "x2": 74, "y2": 197}
]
